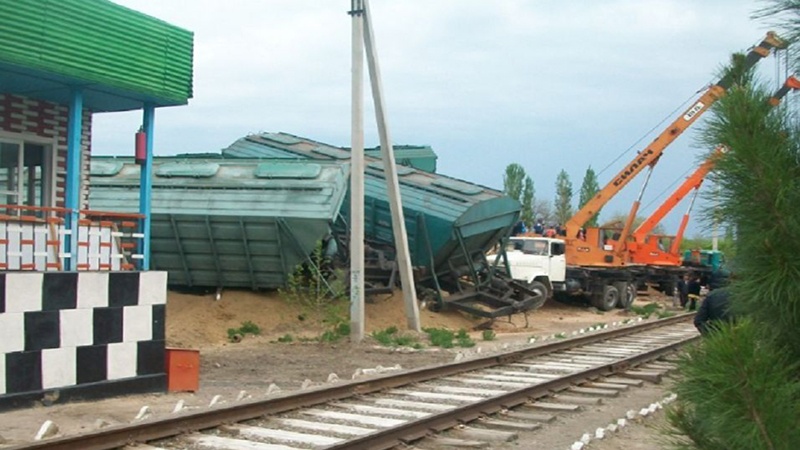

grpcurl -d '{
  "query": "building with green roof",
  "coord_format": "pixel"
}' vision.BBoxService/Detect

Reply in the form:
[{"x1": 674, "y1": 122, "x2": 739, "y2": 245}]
[{"x1": 0, "y1": 0, "x2": 194, "y2": 410}]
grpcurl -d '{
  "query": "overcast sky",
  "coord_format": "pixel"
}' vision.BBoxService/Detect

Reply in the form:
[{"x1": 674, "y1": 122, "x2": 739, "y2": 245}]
[{"x1": 98, "y1": 0, "x2": 790, "y2": 236}]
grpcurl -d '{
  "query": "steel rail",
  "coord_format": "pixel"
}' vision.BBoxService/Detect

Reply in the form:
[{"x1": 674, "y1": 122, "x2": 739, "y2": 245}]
[
  {"x1": 8, "y1": 314, "x2": 695, "y2": 450},
  {"x1": 327, "y1": 325, "x2": 697, "y2": 449}
]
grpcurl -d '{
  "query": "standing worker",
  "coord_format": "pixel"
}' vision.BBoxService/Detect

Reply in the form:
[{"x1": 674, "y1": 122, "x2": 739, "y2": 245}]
[
  {"x1": 677, "y1": 274, "x2": 689, "y2": 308},
  {"x1": 694, "y1": 279, "x2": 734, "y2": 334},
  {"x1": 686, "y1": 273, "x2": 701, "y2": 311}
]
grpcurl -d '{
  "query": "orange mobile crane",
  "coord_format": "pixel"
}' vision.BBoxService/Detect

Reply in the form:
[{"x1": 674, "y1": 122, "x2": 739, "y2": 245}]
[
  {"x1": 628, "y1": 75, "x2": 800, "y2": 289},
  {"x1": 556, "y1": 32, "x2": 785, "y2": 310}
]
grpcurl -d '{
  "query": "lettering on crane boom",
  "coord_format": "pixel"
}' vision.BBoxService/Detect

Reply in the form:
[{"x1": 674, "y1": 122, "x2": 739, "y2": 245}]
[
  {"x1": 613, "y1": 148, "x2": 655, "y2": 187},
  {"x1": 683, "y1": 101, "x2": 705, "y2": 121}
]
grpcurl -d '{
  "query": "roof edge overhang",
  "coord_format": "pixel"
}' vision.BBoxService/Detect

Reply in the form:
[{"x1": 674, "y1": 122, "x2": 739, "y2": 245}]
[{"x1": 0, "y1": 62, "x2": 188, "y2": 112}]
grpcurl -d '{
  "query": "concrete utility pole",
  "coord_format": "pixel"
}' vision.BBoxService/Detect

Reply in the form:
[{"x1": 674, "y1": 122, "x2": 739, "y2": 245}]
[
  {"x1": 349, "y1": 0, "x2": 366, "y2": 342},
  {"x1": 350, "y1": 0, "x2": 421, "y2": 333}
]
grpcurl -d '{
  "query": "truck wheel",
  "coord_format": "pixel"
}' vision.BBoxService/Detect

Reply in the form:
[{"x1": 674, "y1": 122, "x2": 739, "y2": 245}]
[
  {"x1": 525, "y1": 280, "x2": 548, "y2": 301},
  {"x1": 591, "y1": 285, "x2": 619, "y2": 311},
  {"x1": 614, "y1": 281, "x2": 635, "y2": 310}
]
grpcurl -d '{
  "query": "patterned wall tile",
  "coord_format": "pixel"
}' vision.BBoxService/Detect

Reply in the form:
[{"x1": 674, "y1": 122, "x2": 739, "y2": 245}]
[
  {"x1": 24, "y1": 311, "x2": 60, "y2": 351},
  {"x1": 42, "y1": 273, "x2": 78, "y2": 311},
  {"x1": 6, "y1": 351, "x2": 42, "y2": 394},
  {"x1": 0, "y1": 273, "x2": 5, "y2": 313},
  {"x1": 108, "y1": 273, "x2": 139, "y2": 307},
  {"x1": 137, "y1": 340, "x2": 165, "y2": 376},
  {"x1": 92, "y1": 307, "x2": 123, "y2": 345},
  {"x1": 5, "y1": 273, "x2": 43, "y2": 312},
  {"x1": 107, "y1": 342, "x2": 137, "y2": 380},
  {"x1": 0, "y1": 355, "x2": 4, "y2": 395},
  {"x1": 139, "y1": 272, "x2": 167, "y2": 305},
  {"x1": 42, "y1": 347, "x2": 76, "y2": 389},
  {"x1": 76, "y1": 272, "x2": 109, "y2": 309},
  {"x1": 60, "y1": 308, "x2": 93, "y2": 347},
  {"x1": 76, "y1": 345, "x2": 107, "y2": 384},
  {"x1": 123, "y1": 305, "x2": 152, "y2": 342},
  {"x1": 0, "y1": 312, "x2": 24, "y2": 354},
  {"x1": 151, "y1": 304, "x2": 166, "y2": 341}
]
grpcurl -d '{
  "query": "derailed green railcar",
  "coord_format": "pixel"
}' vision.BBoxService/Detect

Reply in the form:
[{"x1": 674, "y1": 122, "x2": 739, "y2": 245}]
[
  {"x1": 89, "y1": 158, "x2": 348, "y2": 290},
  {"x1": 220, "y1": 132, "x2": 544, "y2": 318}
]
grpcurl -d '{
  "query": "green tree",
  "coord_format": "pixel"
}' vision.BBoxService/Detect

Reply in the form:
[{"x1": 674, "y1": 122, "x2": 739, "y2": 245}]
[
  {"x1": 533, "y1": 198, "x2": 554, "y2": 225},
  {"x1": 578, "y1": 166, "x2": 600, "y2": 227},
  {"x1": 553, "y1": 170, "x2": 573, "y2": 225},
  {"x1": 503, "y1": 163, "x2": 525, "y2": 203},
  {"x1": 665, "y1": 72, "x2": 800, "y2": 448},
  {"x1": 521, "y1": 176, "x2": 534, "y2": 227}
]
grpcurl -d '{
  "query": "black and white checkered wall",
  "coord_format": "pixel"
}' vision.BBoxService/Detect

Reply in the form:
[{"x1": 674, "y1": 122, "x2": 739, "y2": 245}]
[{"x1": 0, "y1": 271, "x2": 167, "y2": 409}]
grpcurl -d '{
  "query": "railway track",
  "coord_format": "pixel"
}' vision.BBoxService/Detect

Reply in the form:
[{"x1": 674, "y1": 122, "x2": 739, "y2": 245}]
[{"x1": 10, "y1": 314, "x2": 698, "y2": 450}]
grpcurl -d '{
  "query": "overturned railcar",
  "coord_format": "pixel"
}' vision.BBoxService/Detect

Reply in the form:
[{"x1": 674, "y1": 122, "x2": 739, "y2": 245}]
[
  {"x1": 89, "y1": 158, "x2": 348, "y2": 290},
  {"x1": 221, "y1": 132, "x2": 544, "y2": 318}
]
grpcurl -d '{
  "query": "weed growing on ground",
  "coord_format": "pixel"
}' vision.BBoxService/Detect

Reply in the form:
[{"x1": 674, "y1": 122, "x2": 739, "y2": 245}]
[
  {"x1": 424, "y1": 327, "x2": 476, "y2": 348},
  {"x1": 371, "y1": 326, "x2": 399, "y2": 345},
  {"x1": 276, "y1": 334, "x2": 294, "y2": 343},
  {"x1": 456, "y1": 329, "x2": 476, "y2": 347},
  {"x1": 278, "y1": 240, "x2": 351, "y2": 342},
  {"x1": 318, "y1": 323, "x2": 350, "y2": 343},
  {"x1": 629, "y1": 302, "x2": 661, "y2": 319},
  {"x1": 371, "y1": 326, "x2": 420, "y2": 348},
  {"x1": 424, "y1": 327, "x2": 455, "y2": 348},
  {"x1": 555, "y1": 332, "x2": 567, "y2": 339},
  {"x1": 227, "y1": 321, "x2": 261, "y2": 342},
  {"x1": 482, "y1": 329, "x2": 496, "y2": 341},
  {"x1": 657, "y1": 310, "x2": 675, "y2": 319}
]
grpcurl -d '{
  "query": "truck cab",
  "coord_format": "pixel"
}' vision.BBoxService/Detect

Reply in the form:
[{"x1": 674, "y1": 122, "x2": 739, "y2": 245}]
[{"x1": 499, "y1": 236, "x2": 567, "y2": 297}]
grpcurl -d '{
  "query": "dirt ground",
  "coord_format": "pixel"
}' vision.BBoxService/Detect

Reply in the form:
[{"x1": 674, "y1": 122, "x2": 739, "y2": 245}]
[{"x1": 0, "y1": 288, "x2": 683, "y2": 448}]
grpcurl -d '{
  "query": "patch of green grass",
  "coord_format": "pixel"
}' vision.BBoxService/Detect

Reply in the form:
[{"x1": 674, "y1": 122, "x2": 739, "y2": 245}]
[
  {"x1": 554, "y1": 332, "x2": 567, "y2": 339},
  {"x1": 629, "y1": 302, "x2": 662, "y2": 319},
  {"x1": 239, "y1": 321, "x2": 261, "y2": 335},
  {"x1": 482, "y1": 329, "x2": 496, "y2": 341},
  {"x1": 317, "y1": 322, "x2": 351, "y2": 343},
  {"x1": 456, "y1": 328, "x2": 475, "y2": 348},
  {"x1": 424, "y1": 327, "x2": 456, "y2": 348},
  {"x1": 276, "y1": 334, "x2": 294, "y2": 343},
  {"x1": 657, "y1": 310, "x2": 676, "y2": 319},
  {"x1": 369, "y1": 326, "x2": 420, "y2": 348},
  {"x1": 393, "y1": 335, "x2": 419, "y2": 347},
  {"x1": 227, "y1": 321, "x2": 262, "y2": 342},
  {"x1": 371, "y1": 326, "x2": 399, "y2": 346},
  {"x1": 318, "y1": 330, "x2": 340, "y2": 342}
]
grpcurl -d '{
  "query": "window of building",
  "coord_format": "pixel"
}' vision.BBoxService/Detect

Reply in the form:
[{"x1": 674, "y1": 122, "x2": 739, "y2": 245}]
[{"x1": 0, "y1": 137, "x2": 55, "y2": 216}]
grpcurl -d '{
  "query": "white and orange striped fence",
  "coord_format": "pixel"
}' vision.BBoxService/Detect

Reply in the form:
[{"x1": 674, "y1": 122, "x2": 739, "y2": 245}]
[{"x1": 0, "y1": 205, "x2": 144, "y2": 271}]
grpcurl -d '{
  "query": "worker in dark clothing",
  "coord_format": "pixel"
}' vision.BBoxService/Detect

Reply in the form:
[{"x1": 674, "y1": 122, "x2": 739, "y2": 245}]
[
  {"x1": 686, "y1": 273, "x2": 701, "y2": 311},
  {"x1": 512, "y1": 221, "x2": 527, "y2": 236},
  {"x1": 677, "y1": 274, "x2": 689, "y2": 308},
  {"x1": 694, "y1": 288, "x2": 733, "y2": 335}
]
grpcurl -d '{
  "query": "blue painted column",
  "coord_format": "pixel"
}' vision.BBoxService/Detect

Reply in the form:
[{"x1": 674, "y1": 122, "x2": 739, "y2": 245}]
[
  {"x1": 138, "y1": 104, "x2": 155, "y2": 270},
  {"x1": 65, "y1": 89, "x2": 84, "y2": 271}
]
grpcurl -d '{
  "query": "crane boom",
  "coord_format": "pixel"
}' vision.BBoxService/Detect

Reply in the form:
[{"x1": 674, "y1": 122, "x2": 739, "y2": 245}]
[
  {"x1": 628, "y1": 74, "x2": 800, "y2": 265},
  {"x1": 633, "y1": 147, "x2": 722, "y2": 242},
  {"x1": 565, "y1": 32, "x2": 785, "y2": 239}
]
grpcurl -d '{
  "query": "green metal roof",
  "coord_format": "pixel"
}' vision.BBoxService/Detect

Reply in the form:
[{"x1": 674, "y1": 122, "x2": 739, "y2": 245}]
[
  {"x1": 224, "y1": 132, "x2": 438, "y2": 172},
  {"x1": 364, "y1": 145, "x2": 437, "y2": 173},
  {"x1": 0, "y1": 0, "x2": 193, "y2": 111}
]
